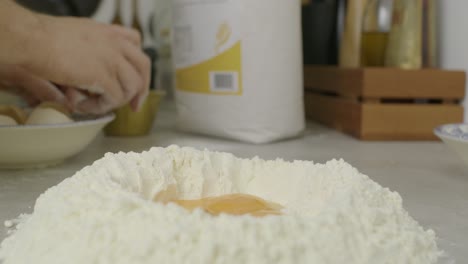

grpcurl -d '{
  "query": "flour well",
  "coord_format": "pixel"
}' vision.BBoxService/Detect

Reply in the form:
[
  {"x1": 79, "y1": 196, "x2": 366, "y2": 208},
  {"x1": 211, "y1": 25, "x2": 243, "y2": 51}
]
[{"x1": 0, "y1": 146, "x2": 440, "y2": 263}]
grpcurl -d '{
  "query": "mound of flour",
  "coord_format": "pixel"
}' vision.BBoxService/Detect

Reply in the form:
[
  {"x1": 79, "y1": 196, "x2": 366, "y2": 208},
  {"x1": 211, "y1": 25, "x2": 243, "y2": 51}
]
[{"x1": 0, "y1": 146, "x2": 440, "y2": 264}]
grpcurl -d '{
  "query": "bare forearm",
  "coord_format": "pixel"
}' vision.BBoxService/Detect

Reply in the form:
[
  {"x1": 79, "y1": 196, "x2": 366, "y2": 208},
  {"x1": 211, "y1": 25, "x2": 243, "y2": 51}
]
[{"x1": 0, "y1": 1, "x2": 45, "y2": 66}]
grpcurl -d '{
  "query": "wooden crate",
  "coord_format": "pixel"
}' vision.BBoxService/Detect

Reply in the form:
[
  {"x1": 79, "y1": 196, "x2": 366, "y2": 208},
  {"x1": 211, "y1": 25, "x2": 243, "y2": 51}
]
[{"x1": 304, "y1": 66, "x2": 466, "y2": 140}]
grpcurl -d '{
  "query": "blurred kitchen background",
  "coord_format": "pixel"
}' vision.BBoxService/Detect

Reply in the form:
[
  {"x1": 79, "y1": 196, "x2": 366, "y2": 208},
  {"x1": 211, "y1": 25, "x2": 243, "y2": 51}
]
[{"x1": 6, "y1": 0, "x2": 468, "y2": 137}]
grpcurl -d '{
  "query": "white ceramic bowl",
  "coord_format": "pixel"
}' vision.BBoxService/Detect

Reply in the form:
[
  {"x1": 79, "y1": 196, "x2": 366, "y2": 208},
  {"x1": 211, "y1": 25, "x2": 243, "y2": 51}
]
[
  {"x1": 434, "y1": 123, "x2": 468, "y2": 166},
  {"x1": 0, "y1": 114, "x2": 114, "y2": 169}
]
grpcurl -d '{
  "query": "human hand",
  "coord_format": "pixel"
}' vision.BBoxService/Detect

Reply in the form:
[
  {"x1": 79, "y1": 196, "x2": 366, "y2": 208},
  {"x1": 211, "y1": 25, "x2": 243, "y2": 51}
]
[
  {"x1": 0, "y1": 64, "x2": 67, "y2": 107},
  {"x1": 22, "y1": 15, "x2": 150, "y2": 115}
]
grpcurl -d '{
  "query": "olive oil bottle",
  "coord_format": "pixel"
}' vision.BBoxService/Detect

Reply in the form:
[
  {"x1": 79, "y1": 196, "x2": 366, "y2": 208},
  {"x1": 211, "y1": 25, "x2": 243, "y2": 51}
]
[{"x1": 360, "y1": 0, "x2": 393, "y2": 67}]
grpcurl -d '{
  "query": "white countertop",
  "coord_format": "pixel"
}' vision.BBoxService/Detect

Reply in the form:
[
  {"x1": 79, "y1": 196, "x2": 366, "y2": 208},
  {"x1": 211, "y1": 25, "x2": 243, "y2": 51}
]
[{"x1": 1, "y1": 103, "x2": 467, "y2": 262}]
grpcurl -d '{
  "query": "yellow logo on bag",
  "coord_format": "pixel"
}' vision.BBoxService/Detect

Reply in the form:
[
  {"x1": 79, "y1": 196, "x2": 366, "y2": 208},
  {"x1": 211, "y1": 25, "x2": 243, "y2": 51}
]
[
  {"x1": 216, "y1": 22, "x2": 232, "y2": 54},
  {"x1": 176, "y1": 41, "x2": 242, "y2": 95},
  {"x1": 176, "y1": 22, "x2": 242, "y2": 96}
]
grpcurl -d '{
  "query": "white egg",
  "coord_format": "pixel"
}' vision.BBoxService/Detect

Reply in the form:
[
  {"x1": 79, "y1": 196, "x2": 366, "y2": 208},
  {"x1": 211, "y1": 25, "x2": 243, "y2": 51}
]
[
  {"x1": 0, "y1": 115, "x2": 18, "y2": 126},
  {"x1": 26, "y1": 108, "x2": 74, "y2": 125}
]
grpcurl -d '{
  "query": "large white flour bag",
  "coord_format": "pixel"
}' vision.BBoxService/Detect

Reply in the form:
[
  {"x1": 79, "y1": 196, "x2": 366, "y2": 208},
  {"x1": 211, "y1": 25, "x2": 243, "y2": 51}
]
[{"x1": 172, "y1": 0, "x2": 305, "y2": 143}]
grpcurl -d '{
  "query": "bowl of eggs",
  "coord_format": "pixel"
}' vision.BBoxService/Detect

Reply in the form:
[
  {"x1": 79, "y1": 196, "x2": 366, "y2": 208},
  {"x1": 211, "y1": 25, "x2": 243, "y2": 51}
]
[{"x1": 0, "y1": 102, "x2": 114, "y2": 169}]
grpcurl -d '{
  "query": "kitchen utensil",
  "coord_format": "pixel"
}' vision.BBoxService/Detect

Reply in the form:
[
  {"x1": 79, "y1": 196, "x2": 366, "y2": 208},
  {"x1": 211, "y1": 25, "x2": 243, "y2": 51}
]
[{"x1": 339, "y1": 0, "x2": 367, "y2": 67}]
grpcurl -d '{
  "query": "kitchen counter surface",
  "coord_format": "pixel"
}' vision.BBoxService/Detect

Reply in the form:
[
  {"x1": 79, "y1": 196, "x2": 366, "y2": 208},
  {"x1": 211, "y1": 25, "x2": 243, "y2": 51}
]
[{"x1": 1, "y1": 103, "x2": 467, "y2": 262}]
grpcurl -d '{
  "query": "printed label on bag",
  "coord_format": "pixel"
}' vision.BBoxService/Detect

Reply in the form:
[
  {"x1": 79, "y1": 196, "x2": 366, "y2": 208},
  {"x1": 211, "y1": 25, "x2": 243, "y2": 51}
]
[{"x1": 172, "y1": 0, "x2": 242, "y2": 95}]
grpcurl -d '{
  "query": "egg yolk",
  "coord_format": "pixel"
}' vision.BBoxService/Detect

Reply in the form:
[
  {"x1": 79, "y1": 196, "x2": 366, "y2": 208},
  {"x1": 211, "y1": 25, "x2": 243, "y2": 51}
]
[{"x1": 169, "y1": 194, "x2": 283, "y2": 217}]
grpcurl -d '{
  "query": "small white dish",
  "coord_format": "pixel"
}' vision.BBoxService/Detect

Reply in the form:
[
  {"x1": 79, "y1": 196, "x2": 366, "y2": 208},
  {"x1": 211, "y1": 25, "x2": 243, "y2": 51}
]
[
  {"x1": 434, "y1": 123, "x2": 468, "y2": 166},
  {"x1": 0, "y1": 114, "x2": 115, "y2": 169}
]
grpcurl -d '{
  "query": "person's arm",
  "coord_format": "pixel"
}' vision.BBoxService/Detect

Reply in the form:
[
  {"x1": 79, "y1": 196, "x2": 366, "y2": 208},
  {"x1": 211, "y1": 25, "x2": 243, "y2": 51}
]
[
  {"x1": 0, "y1": 1, "x2": 44, "y2": 66},
  {"x1": 0, "y1": 1, "x2": 150, "y2": 115},
  {"x1": 0, "y1": 2, "x2": 66, "y2": 105}
]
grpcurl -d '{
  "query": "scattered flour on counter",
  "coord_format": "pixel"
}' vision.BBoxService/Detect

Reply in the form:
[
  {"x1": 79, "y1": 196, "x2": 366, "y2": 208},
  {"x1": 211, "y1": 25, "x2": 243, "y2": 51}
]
[{"x1": 0, "y1": 146, "x2": 440, "y2": 264}]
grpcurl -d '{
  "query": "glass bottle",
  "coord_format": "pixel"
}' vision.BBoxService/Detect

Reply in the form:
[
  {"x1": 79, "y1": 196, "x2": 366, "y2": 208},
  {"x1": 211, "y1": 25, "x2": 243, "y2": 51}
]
[
  {"x1": 112, "y1": 0, "x2": 121, "y2": 24},
  {"x1": 360, "y1": 0, "x2": 393, "y2": 67},
  {"x1": 385, "y1": 0, "x2": 423, "y2": 69},
  {"x1": 112, "y1": 0, "x2": 141, "y2": 33}
]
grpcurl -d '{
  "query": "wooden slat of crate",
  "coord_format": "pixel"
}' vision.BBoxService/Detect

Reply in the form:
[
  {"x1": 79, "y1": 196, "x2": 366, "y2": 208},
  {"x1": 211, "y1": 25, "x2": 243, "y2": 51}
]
[
  {"x1": 304, "y1": 67, "x2": 466, "y2": 99},
  {"x1": 361, "y1": 103, "x2": 463, "y2": 140},
  {"x1": 305, "y1": 93, "x2": 362, "y2": 138},
  {"x1": 305, "y1": 92, "x2": 464, "y2": 140}
]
